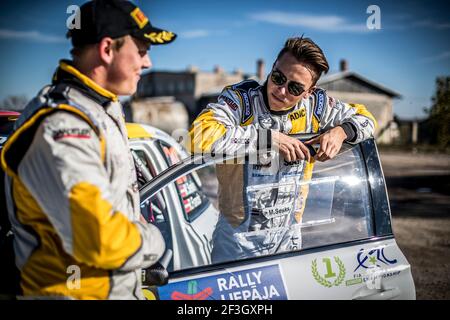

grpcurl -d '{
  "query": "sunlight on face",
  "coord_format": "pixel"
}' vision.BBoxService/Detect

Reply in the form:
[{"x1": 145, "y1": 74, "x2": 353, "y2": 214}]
[
  {"x1": 267, "y1": 52, "x2": 315, "y2": 111},
  {"x1": 107, "y1": 36, "x2": 152, "y2": 96}
]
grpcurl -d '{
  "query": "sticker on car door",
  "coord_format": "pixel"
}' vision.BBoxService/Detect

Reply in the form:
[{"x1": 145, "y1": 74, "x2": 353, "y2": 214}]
[
  {"x1": 310, "y1": 245, "x2": 402, "y2": 290},
  {"x1": 156, "y1": 264, "x2": 288, "y2": 300}
]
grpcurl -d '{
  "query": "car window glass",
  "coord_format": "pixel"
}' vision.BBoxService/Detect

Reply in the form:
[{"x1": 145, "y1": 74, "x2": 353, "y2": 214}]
[
  {"x1": 141, "y1": 143, "x2": 375, "y2": 271},
  {"x1": 300, "y1": 144, "x2": 374, "y2": 249},
  {"x1": 158, "y1": 142, "x2": 211, "y2": 222}
]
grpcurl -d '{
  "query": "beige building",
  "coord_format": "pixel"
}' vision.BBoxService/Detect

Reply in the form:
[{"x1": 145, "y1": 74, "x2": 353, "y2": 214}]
[
  {"x1": 130, "y1": 60, "x2": 266, "y2": 131},
  {"x1": 317, "y1": 60, "x2": 401, "y2": 144},
  {"x1": 133, "y1": 64, "x2": 256, "y2": 122},
  {"x1": 128, "y1": 66, "x2": 245, "y2": 134},
  {"x1": 125, "y1": 96, "x2": 189, "y2": 135}
]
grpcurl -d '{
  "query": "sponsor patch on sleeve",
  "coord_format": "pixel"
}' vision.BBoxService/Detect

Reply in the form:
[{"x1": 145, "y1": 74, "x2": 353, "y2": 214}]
[
  {"x1": 52, "y1": 128, "x2": 91, "y2": 141},
  {"x1": 312, "y1": 89, "x2": 326, "y2": 121},
  {"x1": 227, "y1": 80, "x2": 259, "y2": 125},
  {"x1": 221, "y1": 95, "x2": 239, "y2": 111},
  {"x1": 239, "y1": 91, "x2": 253, "y2": 125},
  {"x1": 157, "y1": 264, "x2": 288, "y2": 300}
]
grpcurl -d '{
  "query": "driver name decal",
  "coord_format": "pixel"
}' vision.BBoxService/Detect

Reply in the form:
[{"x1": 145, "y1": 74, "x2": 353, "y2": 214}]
[{"x1": 158, "y1": 264, "x2": 288, "y2": 300}]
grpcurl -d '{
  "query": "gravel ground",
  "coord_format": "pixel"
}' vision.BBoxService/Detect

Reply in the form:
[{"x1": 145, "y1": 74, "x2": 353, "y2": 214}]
[{"x1": 380, "y1": 151, "x2": 450, "y2": 300}]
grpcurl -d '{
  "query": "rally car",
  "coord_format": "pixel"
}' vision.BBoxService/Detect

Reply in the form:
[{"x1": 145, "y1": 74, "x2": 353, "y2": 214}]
[
  {"x1": 132, "y1": 124, "x2": 416, "y2": 300},
  {"x1": 1, "y1": 116, "x2": 416, "y2": 300}
]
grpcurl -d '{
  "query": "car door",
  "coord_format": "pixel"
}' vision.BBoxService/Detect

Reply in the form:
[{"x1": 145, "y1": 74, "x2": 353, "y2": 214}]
[
  {"x1": 139, "y1": 138, "x2": 416, "y2": 300},
  {"x1": 130, "y1": 138, "x2": 217, "y2": 271}
]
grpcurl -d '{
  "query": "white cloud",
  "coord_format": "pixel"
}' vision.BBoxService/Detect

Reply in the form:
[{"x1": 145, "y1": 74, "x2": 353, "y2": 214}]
[
  {"x1": 413, "y1": 20, "x2": 450, "y2": 30},
  {"x1": 0, "y1": 29, "x2": 65, "y2": 43},
  {"x1": 179, "y1": 29, "x2": 211, "y2": 39},
  {"x1": 249, "y1": 11, "x2": 368, "y2": 33},
  {"x1": 384, "y1": 15, "x2": 450, "y2": 31},
  {"x1": 420, "y1": 51, "x2": 450, "y2": 63},
  {"x1": 178, "y1": 29, "x2": 230, "y2": 39}
]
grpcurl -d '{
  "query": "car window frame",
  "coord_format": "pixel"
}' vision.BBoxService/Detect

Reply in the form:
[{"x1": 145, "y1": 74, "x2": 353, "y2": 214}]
[{"x1": 360, "y1": 139, "x2": 393, "y2": 237}]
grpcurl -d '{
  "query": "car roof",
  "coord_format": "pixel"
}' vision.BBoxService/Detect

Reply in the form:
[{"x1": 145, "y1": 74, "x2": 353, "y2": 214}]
[{"x1": 126, "y1": 122, "x2": 185, "y2": 150}]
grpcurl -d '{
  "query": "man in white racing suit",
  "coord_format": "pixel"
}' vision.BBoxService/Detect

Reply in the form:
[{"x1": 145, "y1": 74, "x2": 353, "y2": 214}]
[
  {"x1": 1, "y1": 0, "x2": 176, "y2": 299},
  {"x1": 189, "y1": 37, "x2": 377, "y2": 263}
]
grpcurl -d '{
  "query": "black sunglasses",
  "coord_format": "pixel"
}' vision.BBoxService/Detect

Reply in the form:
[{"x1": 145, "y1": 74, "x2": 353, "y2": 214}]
[{"x1": 270, "y1": 69, "x2": 306, "y2": 96}]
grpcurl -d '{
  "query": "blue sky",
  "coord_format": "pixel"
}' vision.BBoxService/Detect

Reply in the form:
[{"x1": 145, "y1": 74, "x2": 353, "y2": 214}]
[{"x1": 0, "y1": 0, "x2": 449, "y2": 119}]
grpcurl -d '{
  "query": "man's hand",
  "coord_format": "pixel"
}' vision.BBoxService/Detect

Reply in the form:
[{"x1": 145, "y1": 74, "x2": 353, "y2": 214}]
[
  {"x1": 272, "y1": 131, "x2": 311, "y2": 162},
  {"x1": 305, "y1": 126, "x2": 347, "y2": 162}
]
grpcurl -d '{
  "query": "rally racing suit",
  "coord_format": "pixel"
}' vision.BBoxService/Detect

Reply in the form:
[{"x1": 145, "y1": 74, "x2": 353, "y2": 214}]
[
  {"x1": 189, "y1": 79, "x2": 376, "y2": 263},
  {"x1": 1, "y1": 60, "x2": 165, "y2": 299}
]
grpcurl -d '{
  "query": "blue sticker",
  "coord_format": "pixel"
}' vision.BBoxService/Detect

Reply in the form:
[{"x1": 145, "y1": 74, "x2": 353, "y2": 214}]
[
  {"x1": 242, "y1": 92, "x2": 251, "y2": 116},
  {"x1": 228, "y1": 80, "x2": 258, "y2": 125},
  {"x1": 313, "y1": 90, "x2": 325, "y2": 121},
  {"x1": 158, "y1": 264, "x2": 288, "y2": 300},
  {"x1": 354, "y1": 247, "x2": 398, "y2": 272},
  {"x1": 238, "y1": 91, "x2": 253, "y2": 124}
]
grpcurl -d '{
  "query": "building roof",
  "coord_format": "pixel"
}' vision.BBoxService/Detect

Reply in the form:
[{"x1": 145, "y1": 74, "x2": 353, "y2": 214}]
[{"x1": 317, "y1": 71, "x2": 401, "y2": 98}]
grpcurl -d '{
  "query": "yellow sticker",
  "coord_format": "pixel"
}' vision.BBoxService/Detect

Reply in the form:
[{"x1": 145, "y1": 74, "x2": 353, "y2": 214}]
[
  {"x1": 142, "y1": 288, "x2": 157, "y2": 300},
  {"x1": 130, "y1": 7, "x2": 148, "y2": 29},
  {"x1": 289, "y1": 107, "x2": 306, "y2": 133}
]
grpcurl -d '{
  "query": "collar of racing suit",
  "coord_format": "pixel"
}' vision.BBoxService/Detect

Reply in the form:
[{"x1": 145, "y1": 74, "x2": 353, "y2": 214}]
[
  {"x1": 261, "y1": 80, "x2": 297, "y2": 116},
  {"x1": 52, "y1": 60, "x2": 119, "y2": 106}
]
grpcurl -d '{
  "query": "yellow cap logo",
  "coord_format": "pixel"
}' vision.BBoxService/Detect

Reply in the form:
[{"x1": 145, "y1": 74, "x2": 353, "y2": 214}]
[
  {"x1": 144, "y1": 31, "x2": 175, "y2": 43},
  {"x1": 130, "y1": 7, "x2": 148, "y2": 29}
]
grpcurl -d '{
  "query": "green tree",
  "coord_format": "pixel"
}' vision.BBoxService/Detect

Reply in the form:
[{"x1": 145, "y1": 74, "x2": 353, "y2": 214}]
[{"x1": 428, "y1": 77, "x2": 450, "y2": 149}]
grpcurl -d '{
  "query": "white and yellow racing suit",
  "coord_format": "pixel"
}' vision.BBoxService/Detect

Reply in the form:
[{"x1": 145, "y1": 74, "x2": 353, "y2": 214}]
[
  {"x1": 189, "y1": 79, "x2": 376, "y2": 263},
  {"x1": 1, "y1": 60, "x2": 165, "y2": 299}
]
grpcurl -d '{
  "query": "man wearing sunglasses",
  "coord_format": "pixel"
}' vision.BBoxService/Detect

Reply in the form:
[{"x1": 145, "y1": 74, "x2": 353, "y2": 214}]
[{"x1": 189, "y1": 37, "x2": 376, "y2": 263}]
